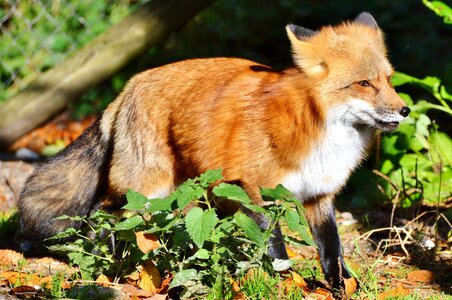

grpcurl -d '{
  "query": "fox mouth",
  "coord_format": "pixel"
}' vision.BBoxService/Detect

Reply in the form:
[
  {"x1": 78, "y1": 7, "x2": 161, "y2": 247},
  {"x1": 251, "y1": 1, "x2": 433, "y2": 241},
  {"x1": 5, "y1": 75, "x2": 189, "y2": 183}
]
[{"x1": 374, "y1": 119, "x2": 399, "y2": 131}]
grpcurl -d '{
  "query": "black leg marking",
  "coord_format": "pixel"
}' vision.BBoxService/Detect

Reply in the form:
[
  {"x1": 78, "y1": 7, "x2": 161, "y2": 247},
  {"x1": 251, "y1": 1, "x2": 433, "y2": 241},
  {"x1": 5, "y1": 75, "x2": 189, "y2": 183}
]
[{"x1": 309, "y1": 202, "x2": 351, "y2": 293}]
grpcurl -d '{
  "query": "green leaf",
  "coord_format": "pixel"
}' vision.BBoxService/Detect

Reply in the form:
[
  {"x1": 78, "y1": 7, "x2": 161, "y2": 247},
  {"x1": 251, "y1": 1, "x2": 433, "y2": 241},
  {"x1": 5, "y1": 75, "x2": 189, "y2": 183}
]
[
  {"x1": 398, "y1": 92, "x2": 414, "y2": 106},
  {"x1": 242, "y1": 204, "x2": 267, "y2": 213},
  {"x1": 176, "y1": 184, "x2": 204, "y2": 209},
  {"x1": 48, "y1": 242, "x2": 84, "y2": 253},
  {"x1": 197, "y1": 169, "x2": 224, "y2": 187},
  {"x1": 147, "y1": 196, "x2": 175, "y2": 212},
  {"x1": 123, "y1": 190, "x2": 149, "y2": 210},
  {"x1": 68, "y1": 252, "x2": 96, "y2": 280},
  {"x1": 392, "y1": 72, "x2": 441, "y2": 92},
  {"x1": 54, "y1": 215, "x2": 83, "y2": 221},
  {"x1": 114, "y1": 215, "x2": 143, "y2": 231},
  {"x1": 381, "y1": 135, "x2": 403, "y2": 156},
  {"x1": 440, "y1": 85, "x2": 452, "y2": 102},
  {"x1": 284, "y1": 209, "x2": 300, "y2": 232},
  {"x1": 169, "y1": 269, "x2": 199, "y2": 289},
  {"x1": 430, "y1": 131, "x2": 452, "y2": 166},
  {"x1": 41, "y1": 140, "x2": 66, "y2": 156},
  {"x1": 233, "y1": 212, "x2": 265, "y2": 246},
  {"x1": 395, "y1": 122, "x2": 424, "y2": 152},
  {"x1": 412, "y1": 100, "x2": 433, "y2": 115},
  {"x1": 212, "y1": 183, "x2": 251, "y2": 204},
  {"x1": 294, "y1": 225, "x2": 315, "y2": 247},
  {"x1": 416, "y1": 114, "x2": 432, "y2": 138},
  {"x1": 380, "y1": 159, "x2": 394, "y2": 174},
  {"x1": 185, "y1": 207, "x2": 219, "y2": 248},
  {"x1": 210, "y1": 219, "x2": 235, "y2": 243},
  {"x1": 285, "y1": 206, "x2": 315, "y2": 246},
  {"x1": 422, "y1": 0, "x2": 452, "y2": 24},
  {"x1": 294, "y1": 202, "x2": 310, "y2": 227},
  {"x1": 260, "y1": 184, "x2": 294, "y2": 201},
  {"x1": 194, "y1": 249, "x2": 210, "y2": 259}
]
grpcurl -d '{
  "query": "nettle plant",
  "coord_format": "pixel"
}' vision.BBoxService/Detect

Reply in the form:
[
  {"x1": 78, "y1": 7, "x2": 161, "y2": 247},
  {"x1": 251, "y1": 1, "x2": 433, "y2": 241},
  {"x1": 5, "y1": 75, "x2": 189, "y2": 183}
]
[
  {"x1": 379, "y1": 72, "x2": 452, "y2": 207},
  {"x1": 376, "y1": 0, "x2": 452, "y2": 208},
  {"x1": 49, "y1": 170, "x2": 313, "y2": 298}
]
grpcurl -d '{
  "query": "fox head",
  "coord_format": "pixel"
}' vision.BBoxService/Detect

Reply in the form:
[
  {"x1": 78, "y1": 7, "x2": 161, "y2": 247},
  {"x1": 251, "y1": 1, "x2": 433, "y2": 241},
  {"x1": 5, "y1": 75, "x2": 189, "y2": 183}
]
[{"x1": 286, "y1": 12, "x2": 410, "y2": 131}]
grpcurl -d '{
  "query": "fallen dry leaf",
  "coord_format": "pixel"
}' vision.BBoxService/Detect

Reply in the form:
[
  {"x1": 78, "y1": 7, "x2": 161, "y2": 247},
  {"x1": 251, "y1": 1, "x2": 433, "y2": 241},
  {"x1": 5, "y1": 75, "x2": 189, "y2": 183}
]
[
  {"x1": 96, "y1": 274, "x2": 114, "y2": 287},
  {"x1": 305, "y1": 288, "x2": 334, "y2": 300},
  {"x1": 243, "y1": 268, "x2": 268, "y2": 282},
  {"x1": 232, "y1": 292, "x2": 247, "y2": 300},
  {"x1": 125, "y1": 271, "x2": 140, "y2": 286},
  {"x1": 283, "y1": 271, "x2": 310, "y2": 294},
  {"x1": 291, "y1": 271, "x2": 308, "y2": 287},
  {"x1": 146, "y1": 294, "x2": 167, "y2": 300},
  {"x1": 346, "y1": 260, "x2": 361, "y2": 274},
  {"x1": 155, "y1": 272, "x2": 173, "y2": 294},
  {"x1": 136, "y1": 231, "x2": 161, "y2": 254},
  {"x1": 407, "y1": 270, "x2": 435, "y2": 283},
  {"x1": 122, "y1": 283, "x2": 154, "y2": 298},
  {"x1": 31, "y1": 257, "x2": 61, "y2": 265},
  {"x1": 0, "y1": 249, "x2": 24, "y2": 266},
  {"x1": 10, "y1": 285, "x2": 38, "y2": 297},
  {"x1": 344, "y1": 277, "x2": 358, "y2": 296},
  {"x1": 0, "y1": 270, "x2": 52, "y2": 288},
  {"x1": 286, "y1": 245, "x2": 304, "y2": 259},
  {"x1": 10, "y1": 114, "x2": 96, "y2": 153},
  {"x1": 229, "y1": 277, "x2": 240, "y2": 292},
  {"x1": 139, "y1": 261, "x2": 161, "y2": 293},
  {"x1": 377, "y1": 285, "x2": 411, "y2": 299}
]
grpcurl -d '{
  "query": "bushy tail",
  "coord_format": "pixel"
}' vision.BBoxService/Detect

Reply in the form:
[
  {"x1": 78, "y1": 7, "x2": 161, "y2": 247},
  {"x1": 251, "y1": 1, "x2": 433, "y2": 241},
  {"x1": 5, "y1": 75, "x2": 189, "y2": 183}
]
[{"x1": 19, "y1": 118, "x2": 112, "y2": 240}]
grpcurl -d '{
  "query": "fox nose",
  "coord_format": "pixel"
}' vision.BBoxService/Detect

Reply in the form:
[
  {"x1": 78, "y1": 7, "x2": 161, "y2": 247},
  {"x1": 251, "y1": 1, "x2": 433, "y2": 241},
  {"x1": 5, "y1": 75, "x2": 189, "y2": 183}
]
[{"x1": 400, "y1": 106, "x2": 410, "y2": 117}]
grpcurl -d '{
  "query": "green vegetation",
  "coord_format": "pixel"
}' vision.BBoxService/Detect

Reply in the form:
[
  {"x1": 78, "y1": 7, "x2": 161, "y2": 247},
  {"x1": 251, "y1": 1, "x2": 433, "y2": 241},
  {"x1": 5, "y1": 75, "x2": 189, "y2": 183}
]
[
  {"x1": 48, "y1": 170, "x2": 313, "y2": 298},
  {"x1": 0, "y1": 210, "x2": 19, "y2": 239},
  {"x1": 339, "y1": 1, "x2": 452, "y2": 215},
  {"x1": 0, "y1": 0, "x2": 145, "y2": 102},
  {"x1": 373, "y1": 1, "x2": 452, "y2": 209},
  {"x1": 378, "y1": 72, "x2": 452, "y2": 207}
]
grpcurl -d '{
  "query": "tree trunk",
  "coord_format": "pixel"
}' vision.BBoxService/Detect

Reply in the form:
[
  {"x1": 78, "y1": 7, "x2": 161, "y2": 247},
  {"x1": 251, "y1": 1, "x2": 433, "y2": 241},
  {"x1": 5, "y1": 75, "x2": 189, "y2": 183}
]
[{"x1": 0, "y1": 0, "x2": 216, "y2": 148}]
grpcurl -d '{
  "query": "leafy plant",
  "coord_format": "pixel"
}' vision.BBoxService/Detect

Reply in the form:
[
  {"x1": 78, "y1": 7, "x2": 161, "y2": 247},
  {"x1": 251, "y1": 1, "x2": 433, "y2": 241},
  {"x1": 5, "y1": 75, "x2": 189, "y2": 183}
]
[
  {"x1": 0, "y1": 1, "x2": 145, "y2": 103},
  {"x1": 378, "y1": 72, "x2": 452, "y2": 207},
  {"x1": 376, "y1": 1, "x2": 452, "y2": 208},
  {"x1": 421, "y1": 0, "x2": 452, "y2": 24},
  {"x1": 48, "y1": 170, "x2": 314, "y2": 298},
  {"x1": 50, "y1": 272, "x2": 65, "y2": 299},
  {"x1": 0, "y1": 210, "x2": 19, "y2": 239}
]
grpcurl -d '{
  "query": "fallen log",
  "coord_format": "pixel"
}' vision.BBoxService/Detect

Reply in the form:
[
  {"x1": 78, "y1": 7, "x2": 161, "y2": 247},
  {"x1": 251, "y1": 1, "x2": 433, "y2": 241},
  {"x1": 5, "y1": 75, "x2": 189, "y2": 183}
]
[{"x1": 0, "y1": 0, "x2": 216, "y2": 148}]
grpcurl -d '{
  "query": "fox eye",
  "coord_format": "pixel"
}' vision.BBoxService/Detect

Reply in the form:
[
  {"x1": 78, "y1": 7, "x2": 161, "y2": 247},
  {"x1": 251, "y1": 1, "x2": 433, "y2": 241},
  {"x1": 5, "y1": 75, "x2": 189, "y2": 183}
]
[{"x1": 358, "y1": 80, "x2": 370, "y2": 87}]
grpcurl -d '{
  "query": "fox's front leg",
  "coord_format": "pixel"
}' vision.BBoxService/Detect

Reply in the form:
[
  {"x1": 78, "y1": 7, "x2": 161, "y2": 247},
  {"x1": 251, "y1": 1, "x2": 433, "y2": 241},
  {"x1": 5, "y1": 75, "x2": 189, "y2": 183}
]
[{"x1": 304, "y1": 195, "x2": 351, "y2": 293}]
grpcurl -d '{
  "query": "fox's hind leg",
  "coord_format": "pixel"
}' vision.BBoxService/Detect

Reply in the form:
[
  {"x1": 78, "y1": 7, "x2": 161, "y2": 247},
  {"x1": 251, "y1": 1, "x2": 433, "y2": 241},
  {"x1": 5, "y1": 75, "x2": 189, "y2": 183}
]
[
  {"x1": 304, "y1": 195, "x2": 351, "y2": 294},
  {"x1": 106, "y1": 97, "x2": 177, "y2": 201}
]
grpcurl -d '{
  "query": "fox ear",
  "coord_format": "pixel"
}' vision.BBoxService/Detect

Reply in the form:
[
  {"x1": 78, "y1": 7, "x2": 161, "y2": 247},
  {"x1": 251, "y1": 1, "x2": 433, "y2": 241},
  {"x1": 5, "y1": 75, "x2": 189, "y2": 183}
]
[
  {"x1": 286, "y1": 24, "x2": 325, "y2": 77},
  {"x1": 286, "y1": 24, "x2": 318, "y2": 41},
  {"x1": 355, "y1": 12, "x2": 379, "y2": 29}
]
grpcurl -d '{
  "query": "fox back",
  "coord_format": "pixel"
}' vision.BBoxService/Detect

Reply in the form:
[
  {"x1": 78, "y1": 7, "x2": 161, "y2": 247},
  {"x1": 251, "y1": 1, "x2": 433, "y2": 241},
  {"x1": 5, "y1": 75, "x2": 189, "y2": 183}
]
[{"x1": 19, "y1": 12, "x2": 409, "y2": 294}]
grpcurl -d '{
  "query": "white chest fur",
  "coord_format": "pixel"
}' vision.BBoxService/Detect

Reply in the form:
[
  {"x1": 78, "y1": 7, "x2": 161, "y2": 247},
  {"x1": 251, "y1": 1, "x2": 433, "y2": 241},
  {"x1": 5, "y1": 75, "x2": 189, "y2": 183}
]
[{"x1": 282, "y1": 104, "x2": 374, "y2": 201}]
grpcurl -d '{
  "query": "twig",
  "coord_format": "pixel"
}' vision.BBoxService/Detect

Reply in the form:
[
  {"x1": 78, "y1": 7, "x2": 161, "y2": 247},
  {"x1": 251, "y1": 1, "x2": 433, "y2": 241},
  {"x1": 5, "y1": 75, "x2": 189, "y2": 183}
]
[
  {"x1": 69, "y1": 279, "x2": 123, "y2": 288},
  {"x1": 373, "y1": 169, "x2": 398, "y2": 191}
]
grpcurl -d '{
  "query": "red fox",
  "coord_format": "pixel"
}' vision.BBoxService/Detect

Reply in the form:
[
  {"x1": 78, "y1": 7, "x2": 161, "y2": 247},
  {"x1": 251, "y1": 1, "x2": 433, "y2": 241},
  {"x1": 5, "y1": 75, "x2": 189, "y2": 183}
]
[{"x1": 19, "y1": 12, "x2": 409, "y2": 293}]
